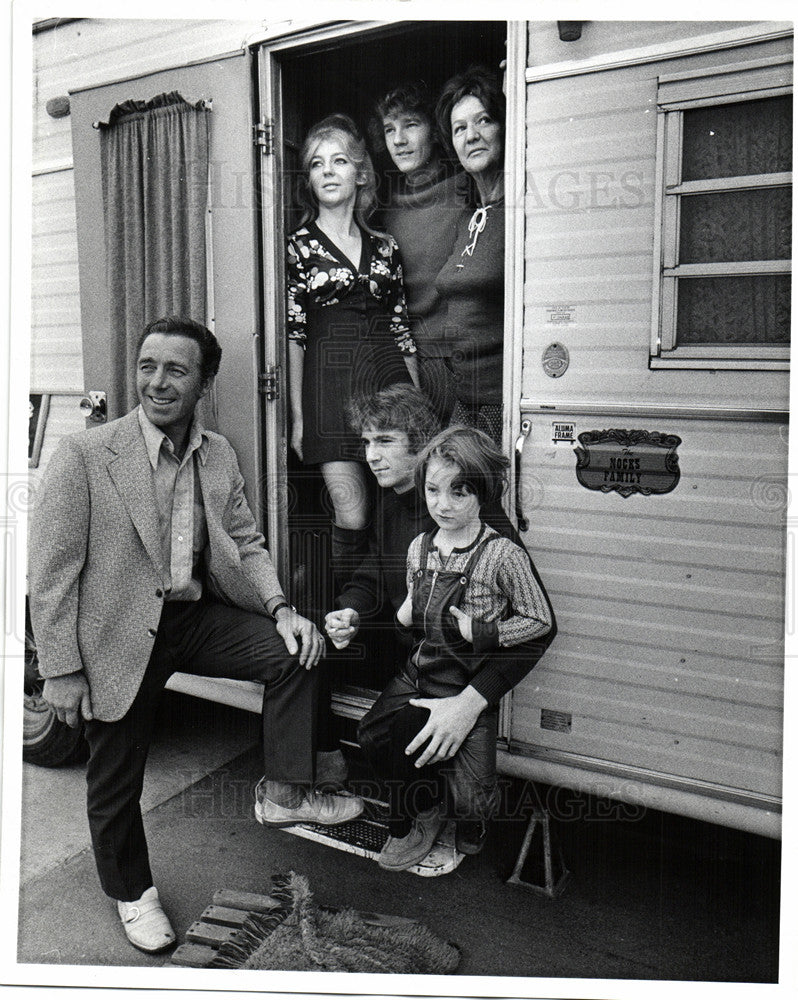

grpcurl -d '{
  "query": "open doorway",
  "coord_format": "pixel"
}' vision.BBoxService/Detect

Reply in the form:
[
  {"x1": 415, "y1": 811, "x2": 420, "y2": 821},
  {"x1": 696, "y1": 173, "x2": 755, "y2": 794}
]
[
  {"x1": 270, "y1": 20, "x2": 508, "y2": 699},
  {"x1": 280, "y1": 21, "x2": 507, "y2": 191}
]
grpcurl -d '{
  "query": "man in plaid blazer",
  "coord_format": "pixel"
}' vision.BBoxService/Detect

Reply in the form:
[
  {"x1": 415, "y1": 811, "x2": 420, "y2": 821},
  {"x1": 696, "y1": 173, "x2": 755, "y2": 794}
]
[{"x1": 28, "y1": 316, "x2": 362, "y2": 953}]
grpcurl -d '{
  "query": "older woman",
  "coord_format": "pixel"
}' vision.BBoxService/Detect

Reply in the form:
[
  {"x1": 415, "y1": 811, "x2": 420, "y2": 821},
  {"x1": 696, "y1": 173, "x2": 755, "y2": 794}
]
[
  {"x1": 434, "y1": 67, "x2": 506, "y2": 444},
  {"x1": 286, "y1": 113, "x2": 419, "y2": 576},
  {"x1": 370, "y1": 82, "x2": 466, "y2": 421}
]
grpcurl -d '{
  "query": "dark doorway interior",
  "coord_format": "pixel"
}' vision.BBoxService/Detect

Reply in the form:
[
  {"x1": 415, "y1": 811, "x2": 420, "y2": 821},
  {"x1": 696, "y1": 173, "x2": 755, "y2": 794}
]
[
  {"x1": 276, "y1": 21, "x2": 507, "y2": 696},
  {"x1": 280, "y1": 20, "x2": 506, "y2": 226},
  {"x1": 281, "y1": 20, "x2": 506, "y2": 145}
]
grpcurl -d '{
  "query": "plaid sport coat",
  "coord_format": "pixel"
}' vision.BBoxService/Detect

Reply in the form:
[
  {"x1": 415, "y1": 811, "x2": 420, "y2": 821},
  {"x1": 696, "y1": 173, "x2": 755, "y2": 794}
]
[{"x1": 28, "y1": 408, "x2": 283, "y2": 721}]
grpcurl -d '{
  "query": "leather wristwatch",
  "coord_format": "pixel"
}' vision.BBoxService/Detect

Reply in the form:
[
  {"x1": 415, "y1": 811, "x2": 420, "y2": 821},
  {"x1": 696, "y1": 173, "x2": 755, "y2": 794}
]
[{"x1": 270, "y1": 601, "x2": 294, "y2": 620}]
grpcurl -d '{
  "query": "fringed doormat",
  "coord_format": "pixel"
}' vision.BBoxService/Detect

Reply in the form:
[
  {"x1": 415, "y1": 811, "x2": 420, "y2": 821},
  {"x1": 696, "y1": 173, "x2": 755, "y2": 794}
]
[{"x1": 172, "y1": 872, "x2": 460, "y2": 973}]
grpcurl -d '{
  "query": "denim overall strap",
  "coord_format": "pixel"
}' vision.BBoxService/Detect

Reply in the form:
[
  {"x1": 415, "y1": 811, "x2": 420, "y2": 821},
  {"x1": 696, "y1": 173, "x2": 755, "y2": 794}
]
[
  {"x1": 410, "y1": 527, "x2": 502, "y2": 697},
  {"x1": 410, "y1": 529, "x2": 437, "y2": 622},
  {"x1": 454, "y1": 529, "x2": 499, "y2": 598}
]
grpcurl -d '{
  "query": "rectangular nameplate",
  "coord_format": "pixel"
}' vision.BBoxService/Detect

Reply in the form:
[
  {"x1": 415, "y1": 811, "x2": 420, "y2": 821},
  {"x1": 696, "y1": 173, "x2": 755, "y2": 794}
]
[
  {"x1": 552, "y1": 421, "x2": 575, "y2": 444},
  {"x1": 541, "y1": 709, "x2": 572, "y2": 733}
]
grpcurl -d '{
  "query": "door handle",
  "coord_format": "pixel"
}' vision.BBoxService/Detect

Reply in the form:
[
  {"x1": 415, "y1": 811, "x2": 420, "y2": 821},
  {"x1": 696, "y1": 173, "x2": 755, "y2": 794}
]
[{"x1": 514, "y1": 418, "x2": 532, "y2": 532}]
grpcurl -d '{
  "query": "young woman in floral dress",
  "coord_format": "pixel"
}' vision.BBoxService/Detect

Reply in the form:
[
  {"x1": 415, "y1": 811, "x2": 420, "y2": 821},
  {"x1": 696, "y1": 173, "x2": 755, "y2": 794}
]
[{"x1": 287, "y1": 113, "x2": 419, "y2": 575}]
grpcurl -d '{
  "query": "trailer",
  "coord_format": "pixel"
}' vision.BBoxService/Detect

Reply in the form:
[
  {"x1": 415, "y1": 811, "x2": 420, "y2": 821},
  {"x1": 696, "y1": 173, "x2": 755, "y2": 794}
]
[{"x1": 27, "y1": 15, "x2": 791, "y2": 838}]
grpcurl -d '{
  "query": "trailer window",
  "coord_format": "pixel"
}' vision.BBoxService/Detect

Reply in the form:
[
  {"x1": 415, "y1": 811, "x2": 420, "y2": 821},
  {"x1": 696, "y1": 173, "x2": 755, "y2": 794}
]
[{"x1": 652, "y1": 57, "x2": 792, "y2": 370}]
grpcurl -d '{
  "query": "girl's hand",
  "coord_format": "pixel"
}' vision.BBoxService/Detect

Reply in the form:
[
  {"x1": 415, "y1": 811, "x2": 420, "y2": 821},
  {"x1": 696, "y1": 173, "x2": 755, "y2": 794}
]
[
  {"x1": 449, "y1": 605, "x2": 473, "y2": 643},
  {"x1": 290, "y1": 420, "x2": 303, "y2": 461},
  {"x1": 397, "y1": 593, "x2": 413, "y2": 627},
  {"x1": 324, "y1": 608, "x2": 360, "y2": 650}
]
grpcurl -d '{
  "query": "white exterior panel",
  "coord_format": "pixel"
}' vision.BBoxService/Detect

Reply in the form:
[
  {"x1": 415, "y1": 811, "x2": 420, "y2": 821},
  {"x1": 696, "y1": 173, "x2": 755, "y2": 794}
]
[
  {"x1": 30, "y1": 171, "x2": 82, "y2": 394},
  {"x1": 515, "y1": 25, "x2": 790, "y2": 823},
  {"x1": 523, "y1": 37, "x2": 792, "y2": 412},
  {"x1": 514, "y1": 411, "x2": 785, "y2": 803}
]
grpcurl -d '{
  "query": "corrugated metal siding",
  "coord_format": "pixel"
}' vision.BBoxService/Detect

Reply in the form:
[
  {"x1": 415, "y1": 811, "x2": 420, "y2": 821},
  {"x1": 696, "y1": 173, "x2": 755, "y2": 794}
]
[
  {"x1": 515, "y1": 414, "x2": 785, "y2": 799},
  {"x1": 33, "y1": 19, "x2": 256, "y2": 168},
  {"x1": 31, "y1": 18, "x2": 257, "y2": 468},
  {"x1": 527, "y1": 20, "x2": 774, "y2": 70},
  {"x1": 35, "y1": 19, "x2": 254, "y2": 103},
  {"x1": 27, "y1": 394, "x2": 86, "y2": 489},
  {"x1": 517, "y1": 33, "x2": 789, "y2": 805},
  {"x1": 30, "y1": 170, "x2": 82, "y2": 392},
  {"x1": 523, "y1": 42, "x2": 792, "y2": 412},
  {"x1": 32, "y1": 76, "x2": 73, "y2": 168}
]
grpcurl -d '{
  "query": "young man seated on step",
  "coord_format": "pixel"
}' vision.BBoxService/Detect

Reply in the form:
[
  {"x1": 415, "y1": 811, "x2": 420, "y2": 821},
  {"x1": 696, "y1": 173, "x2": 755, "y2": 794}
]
[{"x1": 324, "y1": 384, "x2": 556, "y2": 863}]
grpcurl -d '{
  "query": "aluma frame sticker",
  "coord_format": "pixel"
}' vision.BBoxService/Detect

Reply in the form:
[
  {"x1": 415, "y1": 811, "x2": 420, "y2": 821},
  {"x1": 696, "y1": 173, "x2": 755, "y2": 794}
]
[{"x1": 574, "y1": 429, "x2": 681, "y2": 498}]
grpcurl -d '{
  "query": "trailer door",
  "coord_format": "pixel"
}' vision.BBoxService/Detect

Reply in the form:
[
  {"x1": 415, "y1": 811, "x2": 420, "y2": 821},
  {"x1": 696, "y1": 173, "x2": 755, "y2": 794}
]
[
  {"x1": 255, "y1": 45, "x2": 293, "y2": 584},
  {"x1": 70, "y1": 51, "x2": 268, "y2": 533}
]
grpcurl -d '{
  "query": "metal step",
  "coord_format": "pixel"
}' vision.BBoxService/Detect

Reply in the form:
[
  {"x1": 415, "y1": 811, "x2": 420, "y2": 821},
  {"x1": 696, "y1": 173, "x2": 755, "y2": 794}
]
[{"x1": 282, "y1": 797, "x2": 464, "y2": 877}]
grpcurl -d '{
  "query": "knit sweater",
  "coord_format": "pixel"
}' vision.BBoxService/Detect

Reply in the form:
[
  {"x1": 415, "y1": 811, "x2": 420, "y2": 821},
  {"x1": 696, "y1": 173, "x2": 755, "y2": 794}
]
[
  {"x1": 382, "y1": 168, "x2": 467, "y2": 357},
  {"x1": 337, "y1": 486, "x2": 556, "y2": 704},
  {"x1": 406, "y1": 524, "x2": 552, "y2": 650},
  {"x1": 435, "y1": 199, "x2": 505, "y2": 406}
]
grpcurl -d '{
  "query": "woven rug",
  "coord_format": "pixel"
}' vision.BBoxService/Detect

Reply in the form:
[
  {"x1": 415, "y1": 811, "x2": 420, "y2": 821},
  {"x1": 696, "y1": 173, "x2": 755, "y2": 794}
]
[{"x1": 209, "y1": 872, "x2": 460, "y2": 974}]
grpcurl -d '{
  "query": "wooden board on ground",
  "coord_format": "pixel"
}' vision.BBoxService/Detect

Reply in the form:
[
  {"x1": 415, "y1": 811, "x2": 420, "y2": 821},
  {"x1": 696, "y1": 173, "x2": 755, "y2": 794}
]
[{"x1": 171, "y1": 886, "x2": 429, "y2": 968}]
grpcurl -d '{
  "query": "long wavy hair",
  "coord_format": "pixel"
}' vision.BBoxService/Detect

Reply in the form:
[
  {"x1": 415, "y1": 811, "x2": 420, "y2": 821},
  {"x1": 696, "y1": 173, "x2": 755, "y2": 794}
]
[{"x1": 296, "y1": 114, "x2": 383, "y2": 237}]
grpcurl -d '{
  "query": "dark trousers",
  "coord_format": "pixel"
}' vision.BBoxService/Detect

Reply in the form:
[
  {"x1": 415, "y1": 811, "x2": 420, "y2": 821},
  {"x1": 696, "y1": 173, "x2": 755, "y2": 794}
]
[
  {"x1": 84, "y1": 599, "x2": 319, "y2": 902},
  {"x1": 358, "y1": 670, "x2": 499, "y2": 837}
]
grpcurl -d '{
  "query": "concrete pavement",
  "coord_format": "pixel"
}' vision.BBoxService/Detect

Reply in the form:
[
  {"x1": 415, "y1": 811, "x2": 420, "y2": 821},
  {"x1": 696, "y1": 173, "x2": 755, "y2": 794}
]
[{"x1": 15, "y1": 692, "x2": 781, "y2": 981}]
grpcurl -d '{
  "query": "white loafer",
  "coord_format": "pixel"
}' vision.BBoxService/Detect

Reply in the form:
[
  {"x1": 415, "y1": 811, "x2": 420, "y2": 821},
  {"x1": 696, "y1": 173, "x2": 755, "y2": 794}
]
[{"x1": 116, "y1": 886, "x2": 175, "y2": 953}]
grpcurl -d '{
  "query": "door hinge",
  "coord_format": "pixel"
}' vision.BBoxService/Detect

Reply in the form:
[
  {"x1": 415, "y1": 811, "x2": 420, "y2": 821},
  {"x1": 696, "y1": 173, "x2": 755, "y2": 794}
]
[
  {"x1": 258, "y1": 365, "x2": 281, "y2": 400},
  {"x1": 253, "y1": 118, "x2": 275, "y2": 155}
]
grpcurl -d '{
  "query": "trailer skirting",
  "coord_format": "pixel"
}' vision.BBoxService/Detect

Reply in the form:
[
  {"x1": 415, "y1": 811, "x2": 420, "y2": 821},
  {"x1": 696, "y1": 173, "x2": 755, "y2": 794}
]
[{"x1": 166, "y1": 673, "x2": 781, "y2": 840}]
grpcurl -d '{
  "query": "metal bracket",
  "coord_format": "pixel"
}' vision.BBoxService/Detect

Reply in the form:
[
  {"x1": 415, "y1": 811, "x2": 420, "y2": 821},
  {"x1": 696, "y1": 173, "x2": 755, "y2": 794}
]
[
  {"x1": 506, "y1": 783, "x2": 570, "y2": 898},
  {"x1": 258, "y1": 365, "x2": 280, "y2": 401},
  {"x1": 79, "y1": 390, "x2": 107, "y2": 424},
  {"x1": 253, "y1": 119, "x2": 275, "y2": 155}
]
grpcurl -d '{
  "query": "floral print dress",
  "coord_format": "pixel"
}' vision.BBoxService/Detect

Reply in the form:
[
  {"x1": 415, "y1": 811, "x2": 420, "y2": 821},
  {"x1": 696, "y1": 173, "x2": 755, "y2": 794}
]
[{"x1": 287, "y1": 221, "x2": 416, "y2": 465}]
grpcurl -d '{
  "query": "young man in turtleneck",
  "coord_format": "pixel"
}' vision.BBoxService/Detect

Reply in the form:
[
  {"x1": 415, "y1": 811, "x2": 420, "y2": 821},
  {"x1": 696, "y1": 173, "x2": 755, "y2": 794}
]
[
  {"x1": 370, "y1": 82, "x2": 469, "y2": 423},
  {"x1": 324, "y1": 385, "x2": 556, "y2": 815}
]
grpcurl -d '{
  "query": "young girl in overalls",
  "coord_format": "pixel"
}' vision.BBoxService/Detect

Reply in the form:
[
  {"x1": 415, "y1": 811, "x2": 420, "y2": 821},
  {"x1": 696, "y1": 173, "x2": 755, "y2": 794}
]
[{"x1": 358, "y1": 426, "x2": 553, "y2": 872}]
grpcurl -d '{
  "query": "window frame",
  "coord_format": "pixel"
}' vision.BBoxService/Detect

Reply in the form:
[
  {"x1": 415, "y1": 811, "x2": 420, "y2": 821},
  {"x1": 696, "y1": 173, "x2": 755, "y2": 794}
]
[{"x1": 651, "y1": 55, "x2": 792, "y2": 371}]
